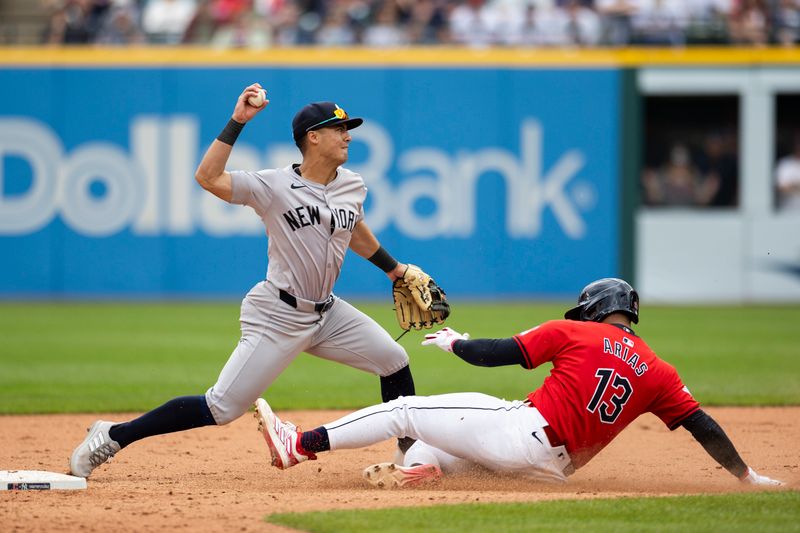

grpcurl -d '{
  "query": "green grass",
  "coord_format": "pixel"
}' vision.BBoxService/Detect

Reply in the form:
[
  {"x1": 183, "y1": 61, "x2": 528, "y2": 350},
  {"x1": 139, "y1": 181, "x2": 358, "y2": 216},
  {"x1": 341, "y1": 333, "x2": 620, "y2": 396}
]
[
  {"x1": 0, "y1": 302, "x2": 799, "y2": 413},
  {"x1": 267, "y1": 491, "x2": 800, "y2": 533},
  {"x1": 2, "y1": 301, "x2": 797, "y2": 530}
]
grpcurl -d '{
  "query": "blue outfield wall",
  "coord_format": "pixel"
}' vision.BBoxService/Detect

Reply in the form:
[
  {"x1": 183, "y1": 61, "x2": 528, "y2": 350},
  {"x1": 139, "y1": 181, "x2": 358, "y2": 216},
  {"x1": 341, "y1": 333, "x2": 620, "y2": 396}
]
[{"x1": 0, "y1": 66, "x2": 620, "y2": 299}]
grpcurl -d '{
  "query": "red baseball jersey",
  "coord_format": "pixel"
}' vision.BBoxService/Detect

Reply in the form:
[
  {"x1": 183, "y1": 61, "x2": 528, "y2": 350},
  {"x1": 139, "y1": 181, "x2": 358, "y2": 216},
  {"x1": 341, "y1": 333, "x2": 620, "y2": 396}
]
[{"x1": 514, "y1": 319, "x2": 700, "y2": 469}]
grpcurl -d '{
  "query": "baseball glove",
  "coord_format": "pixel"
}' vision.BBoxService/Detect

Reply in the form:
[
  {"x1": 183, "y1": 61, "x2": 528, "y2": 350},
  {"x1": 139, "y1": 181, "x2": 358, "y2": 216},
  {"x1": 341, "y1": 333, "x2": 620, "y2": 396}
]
[{"x1": 393, "y1": 272, "x2": 450, "y2": 331}]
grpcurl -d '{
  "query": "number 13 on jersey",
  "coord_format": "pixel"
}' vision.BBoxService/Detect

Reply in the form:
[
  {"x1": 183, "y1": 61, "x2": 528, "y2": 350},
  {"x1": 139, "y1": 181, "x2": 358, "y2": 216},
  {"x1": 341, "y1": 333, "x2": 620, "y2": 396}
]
[{"x1": 587, "y1": 368, "x2": 633, "y2": 424}]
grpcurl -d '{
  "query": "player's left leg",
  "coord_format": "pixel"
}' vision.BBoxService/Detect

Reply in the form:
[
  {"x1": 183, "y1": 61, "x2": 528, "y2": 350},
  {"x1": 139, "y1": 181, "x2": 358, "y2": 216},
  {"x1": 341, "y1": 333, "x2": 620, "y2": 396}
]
[
  {"x1": 307, "y1": 297, "x2": 416, "y2": 451},
  {"x1": 308, "y1": 392, "x2": 568, "y2": 481},
  {"x1": 308, "y1": 297, "x2": 412, "y2": 385}
]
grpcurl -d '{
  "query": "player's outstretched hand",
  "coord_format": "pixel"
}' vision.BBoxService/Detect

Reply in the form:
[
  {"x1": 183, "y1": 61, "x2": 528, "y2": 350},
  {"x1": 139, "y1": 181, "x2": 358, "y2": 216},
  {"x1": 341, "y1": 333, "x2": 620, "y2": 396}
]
[
  {"x1": 232, "y1": 83, "x2": 269, "y2": 124},
  {"x1": 421, "y1": 327, "x2": 469, "y2": 353},
  {"x1": 740, "y1": 467, "x2": 785, "y2": 486}
]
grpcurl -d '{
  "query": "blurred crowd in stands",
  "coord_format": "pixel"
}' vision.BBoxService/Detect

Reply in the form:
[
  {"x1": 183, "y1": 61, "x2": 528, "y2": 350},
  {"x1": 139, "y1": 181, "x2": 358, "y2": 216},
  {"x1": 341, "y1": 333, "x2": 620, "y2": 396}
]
[
  {"x1": 27, "y1": 0, "x2": 800, "y2": 48},
  {"x1": 775, "y1": 133, "x2": 800, "y2": 209},
  {"x1": 641, "y1": 133, "x2": 739, "y2": 208},
  {"x1": 641, "y1": 131, "x2": 800, "y2": 210}
]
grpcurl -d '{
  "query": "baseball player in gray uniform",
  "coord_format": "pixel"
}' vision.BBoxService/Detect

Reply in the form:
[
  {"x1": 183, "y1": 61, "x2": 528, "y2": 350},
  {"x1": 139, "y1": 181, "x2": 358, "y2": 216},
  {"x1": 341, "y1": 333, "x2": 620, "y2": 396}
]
[{"x1": 69, "y1": 83, "x2": 429, "y2": 478}]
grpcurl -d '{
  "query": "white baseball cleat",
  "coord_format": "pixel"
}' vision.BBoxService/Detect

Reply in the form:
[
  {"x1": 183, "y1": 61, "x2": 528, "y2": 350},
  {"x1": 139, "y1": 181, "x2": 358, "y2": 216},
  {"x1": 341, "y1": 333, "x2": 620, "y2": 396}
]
[
  {"x1": 362, "y1": 462, "x2": 442, "y2": 489},
  {"x1": 740, "y1": 467, "x2": 785, "y2": 486},
  {"x1": 69, "y1": 420, "x2": 121, "y2": 478},
  {"x1": 254, "y1": 398, "x2": 316, "y2": 470}
]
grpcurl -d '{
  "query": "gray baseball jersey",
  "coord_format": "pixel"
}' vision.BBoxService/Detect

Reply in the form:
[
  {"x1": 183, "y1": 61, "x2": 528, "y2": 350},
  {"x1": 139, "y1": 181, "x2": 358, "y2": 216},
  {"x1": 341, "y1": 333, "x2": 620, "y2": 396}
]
[
  {"x1": 230, "y1": 164, "x2": 366, "y2": 302},
  {"x1": 204, "y1": 164, "x2": 408, "y2": 425}
]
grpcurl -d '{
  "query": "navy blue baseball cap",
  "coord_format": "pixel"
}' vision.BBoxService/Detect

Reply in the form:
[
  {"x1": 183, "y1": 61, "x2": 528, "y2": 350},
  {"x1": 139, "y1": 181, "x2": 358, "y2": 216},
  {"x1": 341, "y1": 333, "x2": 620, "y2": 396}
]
[{"x1": 292, "y1": 102, "x2": 363, "y2": 142}]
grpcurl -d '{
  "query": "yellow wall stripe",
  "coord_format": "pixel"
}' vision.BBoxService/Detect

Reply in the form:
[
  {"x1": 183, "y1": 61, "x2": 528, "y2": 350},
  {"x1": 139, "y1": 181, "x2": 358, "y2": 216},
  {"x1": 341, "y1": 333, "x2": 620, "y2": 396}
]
[{"x1": 2, "y1": 46, "x2": 800, "y2": 67}]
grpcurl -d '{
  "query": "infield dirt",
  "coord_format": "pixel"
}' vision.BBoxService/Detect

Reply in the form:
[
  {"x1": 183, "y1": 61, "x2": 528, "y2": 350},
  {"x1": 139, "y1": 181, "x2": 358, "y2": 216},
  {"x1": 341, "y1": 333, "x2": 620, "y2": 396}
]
[{"x1": 1, "y1": 407, "x2": 797, "y2": 532}]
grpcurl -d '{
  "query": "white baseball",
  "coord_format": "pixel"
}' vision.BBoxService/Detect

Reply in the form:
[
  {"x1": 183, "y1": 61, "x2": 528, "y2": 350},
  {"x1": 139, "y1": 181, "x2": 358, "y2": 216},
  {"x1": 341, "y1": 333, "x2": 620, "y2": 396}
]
[{"x1": 248, "y1": 89, "x2": 266, "y2": 107}]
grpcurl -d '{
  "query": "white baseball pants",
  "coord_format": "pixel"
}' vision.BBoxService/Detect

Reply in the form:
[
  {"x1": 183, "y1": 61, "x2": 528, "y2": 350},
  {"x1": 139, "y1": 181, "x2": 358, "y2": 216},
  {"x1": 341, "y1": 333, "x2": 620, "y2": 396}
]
[{"x1": 325, "y1": 393, "x2": 573, "y2": 483}]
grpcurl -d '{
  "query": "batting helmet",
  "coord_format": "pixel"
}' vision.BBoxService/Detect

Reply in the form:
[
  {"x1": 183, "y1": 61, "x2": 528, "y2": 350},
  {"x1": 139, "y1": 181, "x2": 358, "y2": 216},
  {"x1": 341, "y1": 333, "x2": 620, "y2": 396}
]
[{"x1": 564, "y1": 278, "x2": 639, "y2": 324}]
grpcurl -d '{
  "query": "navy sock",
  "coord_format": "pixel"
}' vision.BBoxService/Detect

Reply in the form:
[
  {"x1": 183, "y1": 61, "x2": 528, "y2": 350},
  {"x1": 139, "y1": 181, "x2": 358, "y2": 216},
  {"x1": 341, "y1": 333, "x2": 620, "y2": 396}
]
[
  {"x1": 380, "y1": 365, "x2": 416, "y2": 453},
  {"x1": 380, "y1": 364, "x2": 415, "y2": 402},
  {"x1": 300, "y1": 426, "x2": 330, "y2": 453},
  {"x1": 108, "y1": 395, "x2": 216, "y2": 449}
]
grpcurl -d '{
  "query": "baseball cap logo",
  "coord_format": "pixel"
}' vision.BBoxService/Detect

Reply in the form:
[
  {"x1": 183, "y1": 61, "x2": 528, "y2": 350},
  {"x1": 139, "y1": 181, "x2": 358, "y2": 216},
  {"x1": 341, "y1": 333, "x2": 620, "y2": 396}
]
[
  {"x1": 292, "y1": 101, "x2": 363, "y2": 142},
  {"x1": 306, "y1": 104, "x2": 350, "y2": 132}
]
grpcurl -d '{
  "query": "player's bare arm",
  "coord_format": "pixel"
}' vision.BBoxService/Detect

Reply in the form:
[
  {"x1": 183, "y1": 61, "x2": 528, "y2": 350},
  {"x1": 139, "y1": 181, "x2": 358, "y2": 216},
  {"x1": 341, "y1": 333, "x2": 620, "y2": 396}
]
[{"x1": 195, "y1": 83, "x2": 268, "y2": 203}]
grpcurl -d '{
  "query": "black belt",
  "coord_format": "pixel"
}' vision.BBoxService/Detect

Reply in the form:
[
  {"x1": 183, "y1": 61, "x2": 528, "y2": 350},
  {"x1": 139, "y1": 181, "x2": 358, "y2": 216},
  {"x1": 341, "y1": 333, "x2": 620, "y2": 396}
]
[{"x1": 279, "y1": 289, "x2": 334, "y2": 313}]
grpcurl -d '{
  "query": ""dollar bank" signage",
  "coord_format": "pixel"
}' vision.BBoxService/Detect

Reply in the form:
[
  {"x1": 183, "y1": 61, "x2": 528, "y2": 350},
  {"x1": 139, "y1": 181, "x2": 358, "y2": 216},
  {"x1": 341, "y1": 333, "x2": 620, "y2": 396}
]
[
  {"x1": 0, "y1": 66, "x2": 620, "y2": 297},
  {"x1": 1, "y1": 117, "x2": 593, "y2": 240}
]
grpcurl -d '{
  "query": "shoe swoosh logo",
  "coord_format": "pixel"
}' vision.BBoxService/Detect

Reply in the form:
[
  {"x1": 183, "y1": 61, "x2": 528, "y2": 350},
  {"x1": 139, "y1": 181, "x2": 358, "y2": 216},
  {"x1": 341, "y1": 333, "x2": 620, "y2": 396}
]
[{"x1": 290, "y1": 183, "x2": 307, "y2": 189}]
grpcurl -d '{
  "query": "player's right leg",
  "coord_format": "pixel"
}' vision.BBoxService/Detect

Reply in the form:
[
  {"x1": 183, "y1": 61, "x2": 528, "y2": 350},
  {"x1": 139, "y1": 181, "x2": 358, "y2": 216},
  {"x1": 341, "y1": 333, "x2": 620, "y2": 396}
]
[
  {"x1": 307, "y1": 298, "x2": 414, "y2": 397},
  {"x1": 69, "y1": 421, "x2": 121, "y2": 478},
  {"x1": 69, "y1": 394, "x2": 219, "y2": 478},
  {"x1": 205, "y1": 285, "x2": 318, "y2": 425},
  {"x1": 307, "y1": 298, "x2": 417, "y2": 452},
  {"x1": 69, "y1": 284, "x2": 314, "y2": 477}
]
